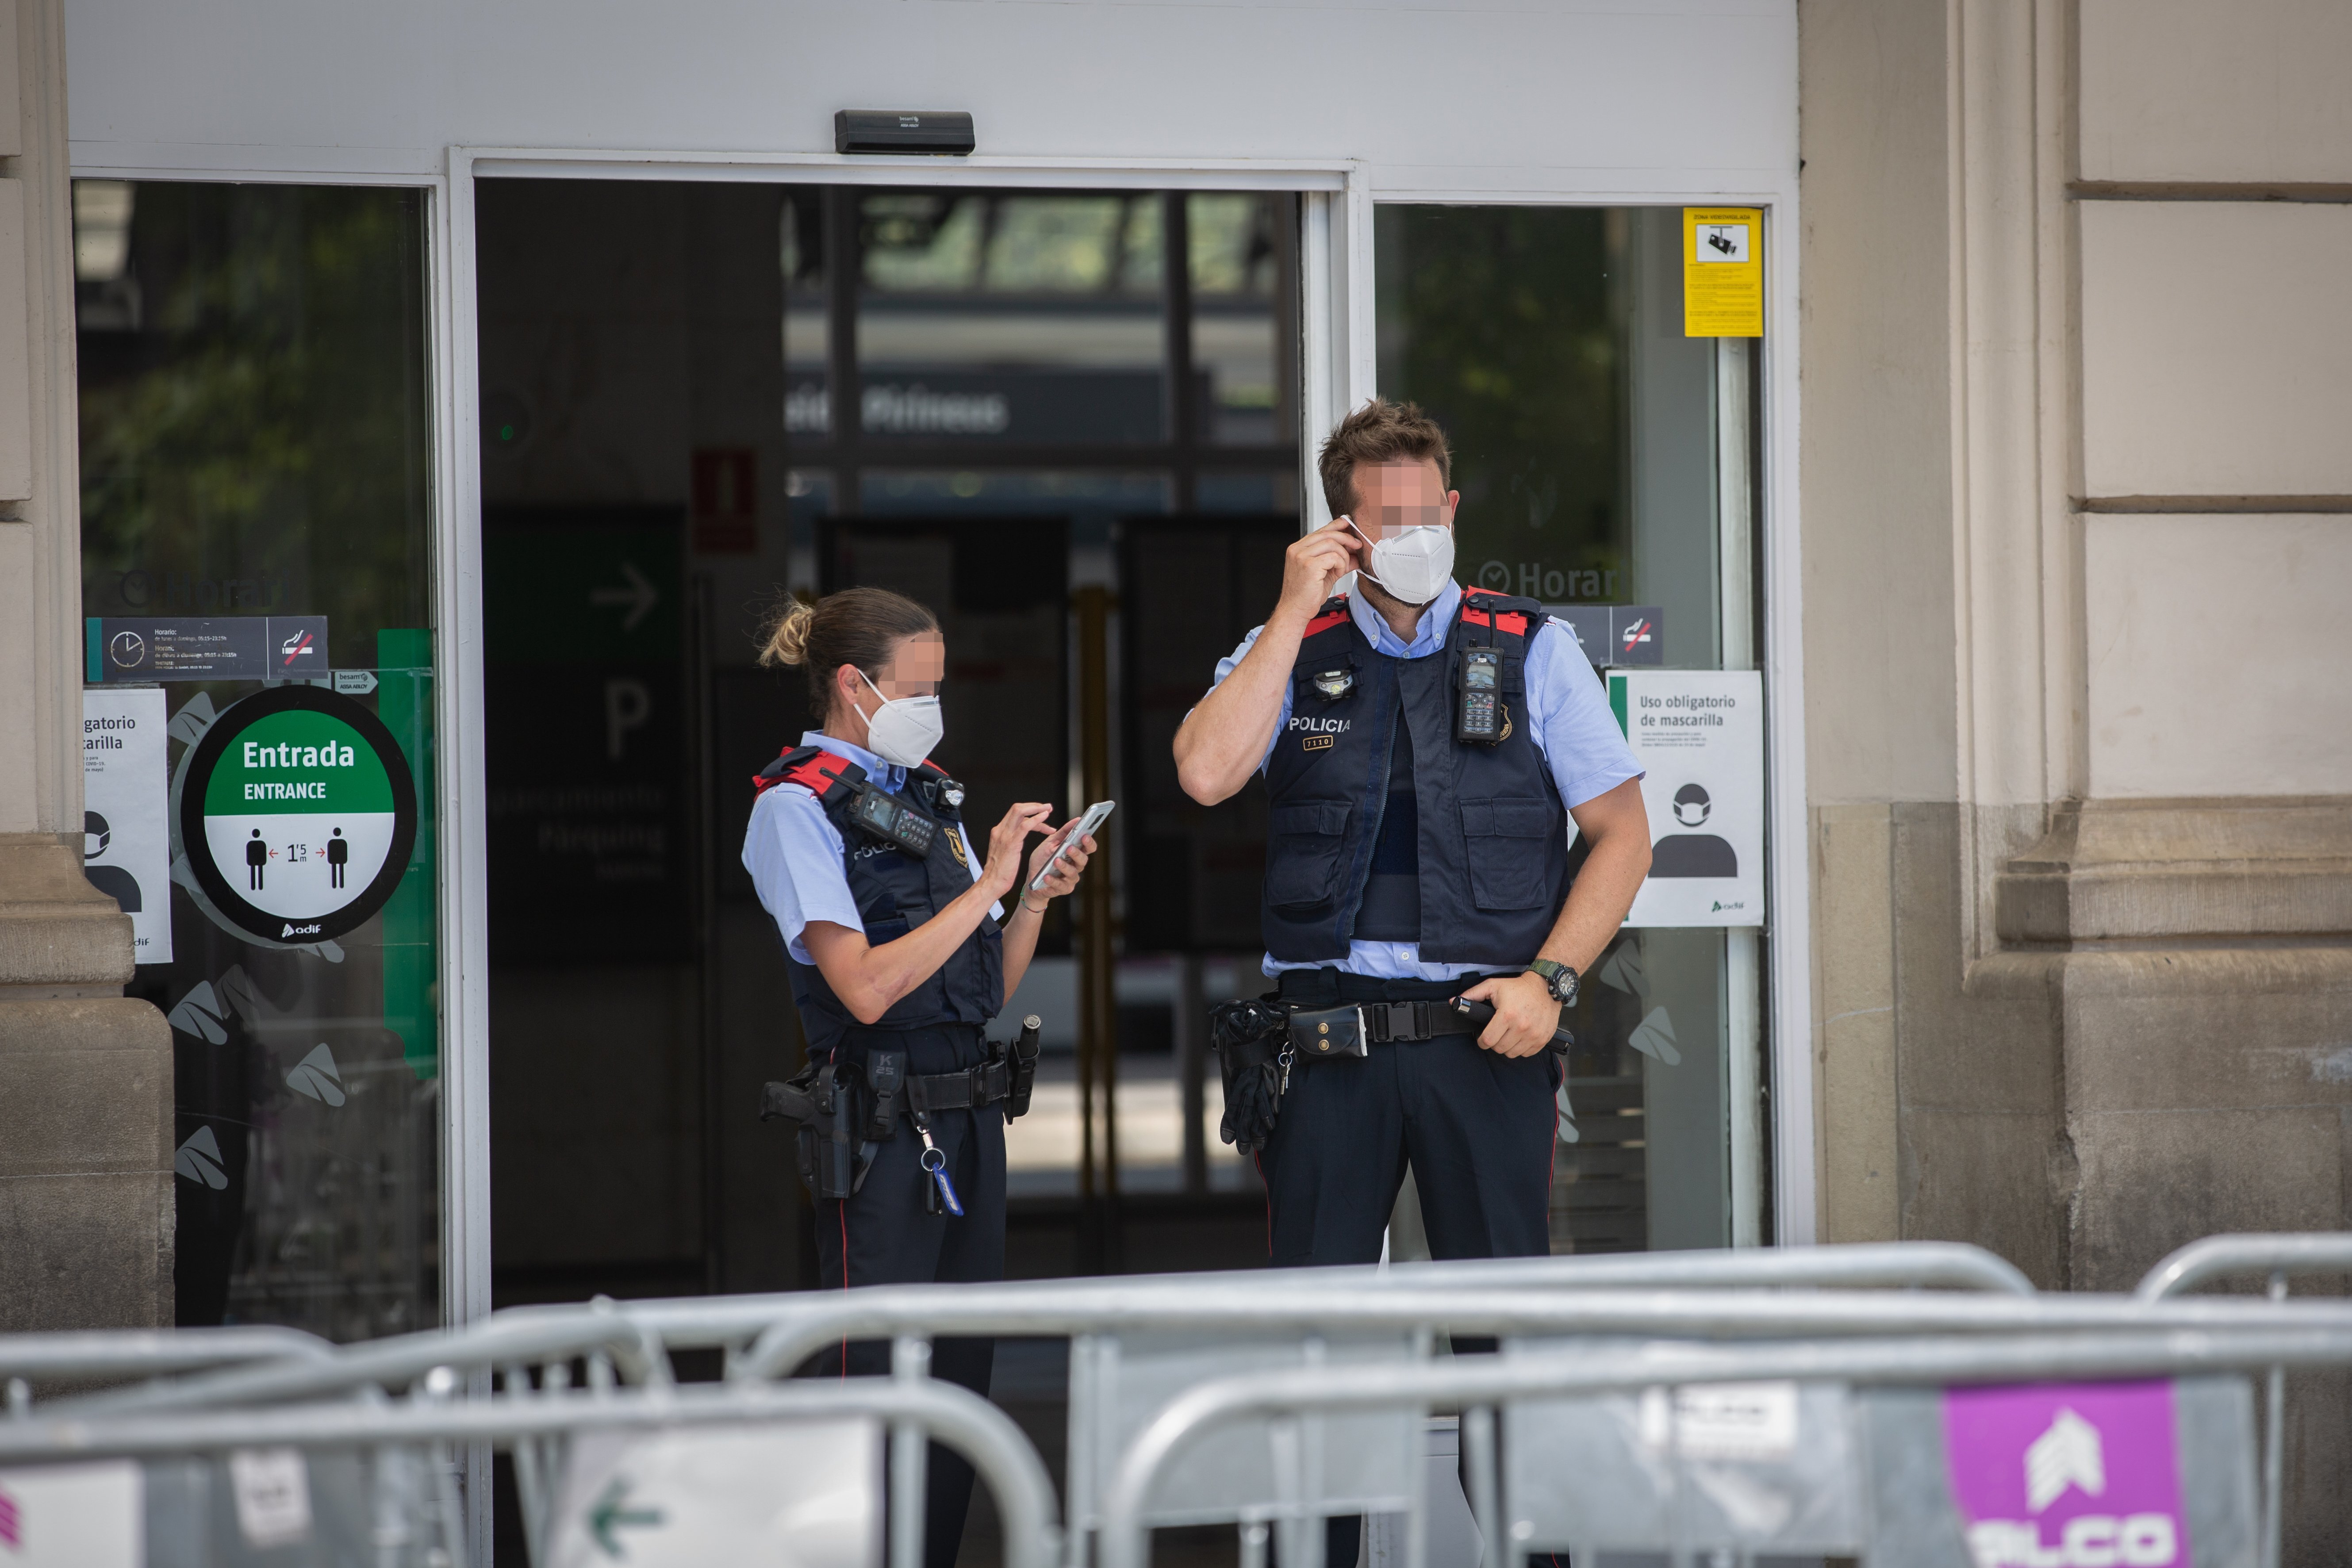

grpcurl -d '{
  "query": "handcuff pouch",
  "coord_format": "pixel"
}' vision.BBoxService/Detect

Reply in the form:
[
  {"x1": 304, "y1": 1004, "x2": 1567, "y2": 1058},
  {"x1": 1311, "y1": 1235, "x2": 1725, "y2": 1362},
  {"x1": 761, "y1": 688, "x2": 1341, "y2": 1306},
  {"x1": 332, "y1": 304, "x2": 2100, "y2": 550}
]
[{"x1": 1285, "y1": 1004, "x2": 1370, "y2": 1061}]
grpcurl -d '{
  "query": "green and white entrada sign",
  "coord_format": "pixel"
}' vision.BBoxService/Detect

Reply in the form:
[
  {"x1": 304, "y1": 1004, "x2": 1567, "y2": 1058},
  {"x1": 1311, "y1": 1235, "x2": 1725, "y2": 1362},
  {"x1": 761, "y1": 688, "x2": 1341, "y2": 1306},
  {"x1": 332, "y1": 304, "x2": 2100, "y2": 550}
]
[{"x1": 180, "y1": 686, "x2": 418, "y2": 943}]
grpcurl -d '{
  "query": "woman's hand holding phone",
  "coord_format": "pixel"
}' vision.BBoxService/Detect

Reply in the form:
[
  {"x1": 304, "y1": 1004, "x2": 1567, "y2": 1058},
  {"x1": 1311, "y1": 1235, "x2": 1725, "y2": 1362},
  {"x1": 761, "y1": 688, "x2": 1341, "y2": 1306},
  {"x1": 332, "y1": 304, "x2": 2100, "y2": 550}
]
[{"x1": 1024, "y1": 801, "x2": 1113, "y2": 903}]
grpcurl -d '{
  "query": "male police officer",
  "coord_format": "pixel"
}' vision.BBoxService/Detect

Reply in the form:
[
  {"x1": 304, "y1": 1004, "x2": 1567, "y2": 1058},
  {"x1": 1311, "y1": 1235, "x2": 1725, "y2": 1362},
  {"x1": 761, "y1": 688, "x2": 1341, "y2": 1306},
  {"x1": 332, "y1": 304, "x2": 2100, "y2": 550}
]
[{"x1": 1174, "y1": 398, "x2": 1652, "y2": 1268}]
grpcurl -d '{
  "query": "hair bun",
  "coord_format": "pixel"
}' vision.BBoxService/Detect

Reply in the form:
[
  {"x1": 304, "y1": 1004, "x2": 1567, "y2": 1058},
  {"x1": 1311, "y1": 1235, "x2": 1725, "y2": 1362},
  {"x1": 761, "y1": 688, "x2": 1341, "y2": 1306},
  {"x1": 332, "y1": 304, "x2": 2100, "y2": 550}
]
[{"x1": 760, "y1": 599, "x2": 817, "y2": 667}]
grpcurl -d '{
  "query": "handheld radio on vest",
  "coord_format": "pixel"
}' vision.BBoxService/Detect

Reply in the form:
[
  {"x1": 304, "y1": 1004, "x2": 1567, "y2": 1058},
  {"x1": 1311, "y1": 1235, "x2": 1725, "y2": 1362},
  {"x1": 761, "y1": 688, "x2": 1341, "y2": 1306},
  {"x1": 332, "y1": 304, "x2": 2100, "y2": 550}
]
[
  {"x1": 848, "y1": 783, "x2": 938, "y2": 856},
  {"x1": 1456, "y1": 647, "x2": 1504, "y2": 743}
]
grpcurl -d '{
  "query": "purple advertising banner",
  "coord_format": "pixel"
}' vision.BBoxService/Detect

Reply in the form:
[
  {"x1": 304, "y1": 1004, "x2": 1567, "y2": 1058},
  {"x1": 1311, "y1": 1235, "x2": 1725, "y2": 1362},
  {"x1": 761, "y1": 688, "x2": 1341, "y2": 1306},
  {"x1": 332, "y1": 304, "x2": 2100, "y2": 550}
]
[{"x1": 1943, "y1": 1380, "x2": 2189, "y2": 1568}]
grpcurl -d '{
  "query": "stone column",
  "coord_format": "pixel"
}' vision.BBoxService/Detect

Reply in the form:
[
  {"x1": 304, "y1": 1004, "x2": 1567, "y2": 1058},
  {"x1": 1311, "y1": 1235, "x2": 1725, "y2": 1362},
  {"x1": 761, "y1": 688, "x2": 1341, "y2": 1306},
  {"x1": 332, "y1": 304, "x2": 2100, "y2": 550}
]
[{"x1": 0, "y1": 0, "x2": 174, "y2": 1331}]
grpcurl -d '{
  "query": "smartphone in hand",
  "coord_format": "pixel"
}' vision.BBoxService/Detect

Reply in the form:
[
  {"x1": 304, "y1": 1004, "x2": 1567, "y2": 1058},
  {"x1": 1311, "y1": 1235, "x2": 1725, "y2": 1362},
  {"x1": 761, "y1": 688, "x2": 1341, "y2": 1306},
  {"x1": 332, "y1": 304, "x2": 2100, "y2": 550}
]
[{"x1": 1029, "y1": 800, "x2": 1115, "y2": 893}]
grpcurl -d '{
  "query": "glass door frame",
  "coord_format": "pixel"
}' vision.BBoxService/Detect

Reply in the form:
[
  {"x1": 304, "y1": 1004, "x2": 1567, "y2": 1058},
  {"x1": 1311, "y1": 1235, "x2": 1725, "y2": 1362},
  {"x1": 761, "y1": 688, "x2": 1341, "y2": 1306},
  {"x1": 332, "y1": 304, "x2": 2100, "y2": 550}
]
[
  {"x1": 67, "y1": 149, "x2": 1813, "y2": 1338},
  {"x1": 65, "y1": 143, "x2": 1807, "y2": 1565}
]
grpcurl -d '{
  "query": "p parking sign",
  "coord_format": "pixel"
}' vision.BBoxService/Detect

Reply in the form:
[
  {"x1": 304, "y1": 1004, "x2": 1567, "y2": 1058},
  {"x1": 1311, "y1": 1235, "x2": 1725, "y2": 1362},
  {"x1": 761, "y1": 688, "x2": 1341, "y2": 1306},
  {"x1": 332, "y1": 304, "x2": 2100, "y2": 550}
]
[{"x1": 180, "y1": 686, "x2": 418, "y2": 944}]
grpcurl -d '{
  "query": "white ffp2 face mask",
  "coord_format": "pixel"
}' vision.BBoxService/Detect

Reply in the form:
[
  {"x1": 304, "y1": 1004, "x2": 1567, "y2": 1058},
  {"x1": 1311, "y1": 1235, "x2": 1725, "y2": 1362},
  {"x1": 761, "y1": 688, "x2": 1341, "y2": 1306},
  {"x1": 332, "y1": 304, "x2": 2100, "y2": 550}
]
[
  {"x1": 1347, "y1": 517, "x2": 1457, "y2": 606},
  {"x1": 856, "y1": 669, "x2": 945, "y2": 769}
]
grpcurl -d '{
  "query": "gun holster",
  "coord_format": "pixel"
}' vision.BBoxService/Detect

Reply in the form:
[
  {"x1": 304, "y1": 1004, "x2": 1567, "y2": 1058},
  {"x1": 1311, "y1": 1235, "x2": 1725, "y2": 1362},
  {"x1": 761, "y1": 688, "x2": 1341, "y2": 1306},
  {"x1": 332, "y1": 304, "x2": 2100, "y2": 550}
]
[{"x1": 760, "y1": 1054, "x2": 889, "y2": 1201}]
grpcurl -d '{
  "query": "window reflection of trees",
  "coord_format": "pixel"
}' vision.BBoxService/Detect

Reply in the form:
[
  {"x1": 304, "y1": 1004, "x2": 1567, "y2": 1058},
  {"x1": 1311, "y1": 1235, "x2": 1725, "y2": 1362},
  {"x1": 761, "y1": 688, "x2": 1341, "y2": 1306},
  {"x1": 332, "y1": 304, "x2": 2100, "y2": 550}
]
[
  {"x1": 1374, "y1": 205, "x2": 1629, "y2": 600},
  {"x1": 74, "y1": 182, "x2": 433, "y2": 670}
]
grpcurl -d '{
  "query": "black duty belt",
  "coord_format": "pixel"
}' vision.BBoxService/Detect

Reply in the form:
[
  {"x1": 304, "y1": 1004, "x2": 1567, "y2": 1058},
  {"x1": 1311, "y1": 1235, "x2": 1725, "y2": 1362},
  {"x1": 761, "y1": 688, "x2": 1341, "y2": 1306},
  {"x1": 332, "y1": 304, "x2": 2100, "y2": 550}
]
[
  {"x1": 760, "y1": 1058, "x2": 1011, "y2": 1126},
  {"x1": 761, "y1": 1020, "x2": 1042, "y2": 1204},
  {"x1": 1285, "y1": 999, "x2": 1485, "y2": 1061},
  {"x1": 1284, "y1": 996, "x2": 1574, "y2": 1061},
  {"x1": 906, "y1": 1059, "x2": 1013, "y2": 1112}
]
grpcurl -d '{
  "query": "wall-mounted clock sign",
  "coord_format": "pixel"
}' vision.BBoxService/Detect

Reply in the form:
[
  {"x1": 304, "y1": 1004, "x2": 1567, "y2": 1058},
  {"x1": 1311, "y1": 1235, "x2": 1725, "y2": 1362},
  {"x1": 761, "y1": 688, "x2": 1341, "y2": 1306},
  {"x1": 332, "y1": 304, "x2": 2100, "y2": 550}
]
[{"x1": 180, "y1": 685, "x2": 419, "y2": 944}]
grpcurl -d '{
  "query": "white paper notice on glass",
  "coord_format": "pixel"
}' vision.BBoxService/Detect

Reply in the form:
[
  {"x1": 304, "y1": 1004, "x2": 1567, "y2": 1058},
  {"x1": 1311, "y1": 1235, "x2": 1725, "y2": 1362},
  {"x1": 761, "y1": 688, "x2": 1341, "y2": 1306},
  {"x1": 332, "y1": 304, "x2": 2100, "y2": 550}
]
[
  {"x1": 83, "y1": 686, "x2": 173, "y2": 962},
  {"x1": 1608, "y1": 669, "x2": 1764, "y2": 928}
]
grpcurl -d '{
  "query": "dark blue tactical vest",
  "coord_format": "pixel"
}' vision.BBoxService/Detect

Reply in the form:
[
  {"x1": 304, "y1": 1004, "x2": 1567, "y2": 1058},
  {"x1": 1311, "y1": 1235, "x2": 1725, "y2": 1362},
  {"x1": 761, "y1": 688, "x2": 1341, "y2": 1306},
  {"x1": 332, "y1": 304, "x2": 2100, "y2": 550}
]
[
  {"x1": 1260, "y1": 590, "x2": 1571, "y2": 966},
  {"x1": 752, "y1": 747, "x2": 1005, "y2": 1057}
]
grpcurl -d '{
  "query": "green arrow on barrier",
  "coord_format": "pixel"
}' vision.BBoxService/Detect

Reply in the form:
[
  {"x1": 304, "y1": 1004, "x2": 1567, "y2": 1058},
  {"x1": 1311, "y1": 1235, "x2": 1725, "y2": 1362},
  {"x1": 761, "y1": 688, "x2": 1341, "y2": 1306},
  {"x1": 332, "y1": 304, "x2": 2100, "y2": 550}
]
[{"x1": 589, "y1": 1476, "x2": 664, "y2": 1559}]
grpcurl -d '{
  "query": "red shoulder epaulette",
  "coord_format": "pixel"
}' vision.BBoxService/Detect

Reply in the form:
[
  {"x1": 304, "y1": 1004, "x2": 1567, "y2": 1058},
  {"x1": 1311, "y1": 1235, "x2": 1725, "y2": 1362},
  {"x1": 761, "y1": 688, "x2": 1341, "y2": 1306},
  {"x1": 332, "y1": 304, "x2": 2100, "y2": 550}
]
[
  {"x1": 1301, "y1": 593, "x2": 1352, "y2": 639},
  {"x1": 752, "y1": 745, "x2": 863, "y2": 800},
  {"x1": 1458, "y1": 587, "x2": 1531, "y2": 639}
]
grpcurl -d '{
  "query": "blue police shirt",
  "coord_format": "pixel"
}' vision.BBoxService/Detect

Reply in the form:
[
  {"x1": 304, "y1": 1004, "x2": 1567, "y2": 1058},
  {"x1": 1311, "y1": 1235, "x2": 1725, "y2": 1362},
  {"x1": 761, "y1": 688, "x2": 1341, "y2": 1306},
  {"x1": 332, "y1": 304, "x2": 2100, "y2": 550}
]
[
  {"x1": 741, "y1": 731, "x2": 997, "y2": 965},
  {"x1": 1208, "y1": 579, "x2": 1644, "y2": 981}
]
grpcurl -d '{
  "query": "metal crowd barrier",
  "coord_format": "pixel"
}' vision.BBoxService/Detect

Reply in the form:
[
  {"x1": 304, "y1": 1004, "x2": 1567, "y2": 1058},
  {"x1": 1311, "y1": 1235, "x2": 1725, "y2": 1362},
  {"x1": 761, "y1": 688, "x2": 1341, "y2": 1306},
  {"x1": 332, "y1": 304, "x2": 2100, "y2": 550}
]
[
  {"x1": 0, "y1": 1324, "x2": 334, "y2": 1406},
  {"x1": 1097, "y1": 1314, "x2": 2352, "y2": 1568},
  {"x1": 34, "y1": 1241, "x2": 2029, "y2": 1420},
  {"x1": 0, "y1": 1367, "x2": 1055, "y2": 1568},
  {"x1": 14, "y1": 1242, "x2": 2037, "y2": 1567},
  {"x1": 2134, "y1": 1232, "x2": 2352, "y2": 1568},
  {"x1": 12, "y1": 1236, "x2": 2346, "y2": 1568}
]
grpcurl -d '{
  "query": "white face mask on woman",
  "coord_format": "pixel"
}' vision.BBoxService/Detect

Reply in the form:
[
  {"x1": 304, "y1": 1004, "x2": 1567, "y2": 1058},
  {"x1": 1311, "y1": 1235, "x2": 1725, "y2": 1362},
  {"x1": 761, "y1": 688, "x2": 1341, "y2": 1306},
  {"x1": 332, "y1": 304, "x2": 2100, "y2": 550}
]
[{"x1": 855, "y1": 668, "x2": 945, "y2": 769}]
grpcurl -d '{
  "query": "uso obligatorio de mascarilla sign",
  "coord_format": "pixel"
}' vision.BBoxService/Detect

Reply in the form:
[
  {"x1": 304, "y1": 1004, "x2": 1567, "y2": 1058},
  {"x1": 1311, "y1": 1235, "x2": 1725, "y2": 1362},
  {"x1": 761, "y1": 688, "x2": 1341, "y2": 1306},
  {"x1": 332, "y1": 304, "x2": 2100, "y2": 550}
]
[{"x1": 180, "y1": 685, "x2": 418, "y2": 944}]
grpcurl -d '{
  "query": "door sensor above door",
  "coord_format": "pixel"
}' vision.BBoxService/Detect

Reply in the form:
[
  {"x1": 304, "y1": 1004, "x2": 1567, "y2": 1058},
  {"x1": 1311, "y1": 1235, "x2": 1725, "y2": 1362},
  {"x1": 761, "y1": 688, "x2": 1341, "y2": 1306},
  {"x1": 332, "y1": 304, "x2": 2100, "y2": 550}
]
[{"x1": 834, "y1": 111, "x2": 976, "y2": 156}]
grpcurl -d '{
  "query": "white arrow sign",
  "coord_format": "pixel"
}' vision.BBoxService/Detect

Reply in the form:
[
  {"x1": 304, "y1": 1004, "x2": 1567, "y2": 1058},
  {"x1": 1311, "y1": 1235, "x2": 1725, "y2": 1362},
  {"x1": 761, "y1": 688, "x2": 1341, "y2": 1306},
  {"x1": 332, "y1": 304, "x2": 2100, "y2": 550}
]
[
  {"x1": 590, "y1": 562, "x2": 659, "y2": 632},
  {"x1": 2024, "y1": 1407, "x2": 2106, "y2": 1513}
]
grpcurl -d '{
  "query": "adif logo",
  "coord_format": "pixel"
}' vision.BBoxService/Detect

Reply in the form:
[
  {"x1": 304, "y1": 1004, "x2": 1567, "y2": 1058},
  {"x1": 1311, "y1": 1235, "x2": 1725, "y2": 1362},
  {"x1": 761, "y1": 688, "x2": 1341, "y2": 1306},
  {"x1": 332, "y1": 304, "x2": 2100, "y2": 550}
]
[
  {"x1": 168, "y1": 980, "x2": 230, "y2": 1043},
  {"x1": 1963, "y1": 1408, "x2": 2179, "y2": 1568},
  {"x1": 2027, "y1": 1408, "x2": 2104, "y2": 1512},
  {"x1": 176, "y1": 1124, "x2": 230, "y2": 1189},
  {"x1": 1285, "y1": 716, "x2": 1351, "y2": 735},
  {"x1": 280, "y1": 921, "x2": 322, "y2": 938},
  {"x1": 285, "y1": 1043, "x2": 346, "y2": 1107}
]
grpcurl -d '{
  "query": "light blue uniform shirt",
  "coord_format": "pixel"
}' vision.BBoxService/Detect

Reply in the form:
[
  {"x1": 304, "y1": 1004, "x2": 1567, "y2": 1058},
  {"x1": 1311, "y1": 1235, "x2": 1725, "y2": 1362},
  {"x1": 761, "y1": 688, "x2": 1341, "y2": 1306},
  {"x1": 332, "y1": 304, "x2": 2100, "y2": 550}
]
[
  {"x1": 741, "y1": 731, "x2": 996, "y2": 966},
  {"x1": 1208, "y1": 579, "x2": 1644, "y2": 981}
]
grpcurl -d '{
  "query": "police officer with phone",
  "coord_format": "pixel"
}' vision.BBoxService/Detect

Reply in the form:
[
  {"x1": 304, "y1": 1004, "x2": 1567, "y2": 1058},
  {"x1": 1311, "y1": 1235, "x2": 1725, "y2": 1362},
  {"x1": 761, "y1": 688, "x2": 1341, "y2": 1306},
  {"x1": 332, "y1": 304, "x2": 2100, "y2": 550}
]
[
  {"x1": 745, "y1": 587, "x2": 1097, "y2": 1568},
  {"x1": 1176, "y1": 397, "x2": 1653, "y2": 1259}
]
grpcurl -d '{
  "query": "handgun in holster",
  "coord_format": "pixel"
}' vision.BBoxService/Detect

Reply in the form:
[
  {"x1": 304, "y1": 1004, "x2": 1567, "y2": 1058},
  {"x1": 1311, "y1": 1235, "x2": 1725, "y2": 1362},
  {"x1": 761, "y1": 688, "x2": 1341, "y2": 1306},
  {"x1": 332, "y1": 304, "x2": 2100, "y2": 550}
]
[{"x1": 761, "y1": 1052, "x2": 896, "y2": 1202}]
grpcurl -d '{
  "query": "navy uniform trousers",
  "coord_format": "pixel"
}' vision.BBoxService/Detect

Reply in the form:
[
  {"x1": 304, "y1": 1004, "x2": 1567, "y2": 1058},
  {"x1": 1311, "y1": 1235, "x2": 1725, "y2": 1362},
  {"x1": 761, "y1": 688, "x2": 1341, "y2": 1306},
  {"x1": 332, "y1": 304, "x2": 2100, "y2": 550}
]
[
  {"x1": 1258, "y1": 970, "x2": 1562, "y2": 1568},
  {"x1": 807, "y1": 1024, "x2": 1006, "y2": 1568}
]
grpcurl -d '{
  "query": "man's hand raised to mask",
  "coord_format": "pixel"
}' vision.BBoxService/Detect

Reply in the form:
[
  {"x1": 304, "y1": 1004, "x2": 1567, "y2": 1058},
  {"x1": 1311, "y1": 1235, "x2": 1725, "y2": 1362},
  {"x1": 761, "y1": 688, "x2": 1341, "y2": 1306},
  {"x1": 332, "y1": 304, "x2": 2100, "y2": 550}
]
[
  {"x1": 1276, "y1": 519, "x2": 1365, "y2": 624},
  {"x1": 1175, "y1": 520, "x2": 1363, "y2": 806}
]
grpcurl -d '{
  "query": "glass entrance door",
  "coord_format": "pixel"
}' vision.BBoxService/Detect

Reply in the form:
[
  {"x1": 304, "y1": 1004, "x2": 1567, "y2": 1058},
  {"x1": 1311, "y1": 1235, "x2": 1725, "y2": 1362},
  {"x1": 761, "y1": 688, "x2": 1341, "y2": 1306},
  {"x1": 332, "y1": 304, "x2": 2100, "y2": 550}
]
[
  {"x1": 74, "y1": 180, "x2": 443, "y2": 1335},
  {"x1": 1374, "y1": 203, "x2": 1766, "y2": 1251}
]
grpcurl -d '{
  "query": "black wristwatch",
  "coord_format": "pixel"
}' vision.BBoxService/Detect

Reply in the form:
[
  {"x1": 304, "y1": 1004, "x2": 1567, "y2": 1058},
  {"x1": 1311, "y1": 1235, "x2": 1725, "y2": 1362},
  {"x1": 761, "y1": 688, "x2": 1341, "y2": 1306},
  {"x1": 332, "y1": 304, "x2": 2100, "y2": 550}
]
[{"x1": 1527, "y1": 959, "x2": 1579, "y2": 1006}]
